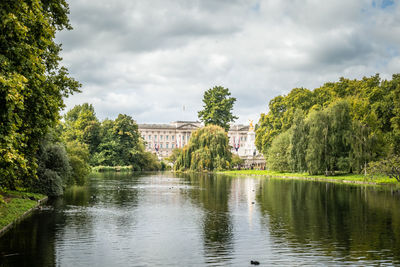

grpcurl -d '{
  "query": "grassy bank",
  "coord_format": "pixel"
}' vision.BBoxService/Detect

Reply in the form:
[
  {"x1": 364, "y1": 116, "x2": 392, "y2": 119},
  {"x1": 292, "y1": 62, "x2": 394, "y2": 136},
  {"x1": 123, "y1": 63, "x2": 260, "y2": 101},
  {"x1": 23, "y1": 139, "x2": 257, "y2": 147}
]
[
  {"x1": 0, "y1": 190, "x2": 46, "y2": 233},
  {"x1": 91, "y1": 165, "x2": 133, "y2": 172},
  {"x1": 220, "y1": 170, "x2": 397, "y2": 185}
]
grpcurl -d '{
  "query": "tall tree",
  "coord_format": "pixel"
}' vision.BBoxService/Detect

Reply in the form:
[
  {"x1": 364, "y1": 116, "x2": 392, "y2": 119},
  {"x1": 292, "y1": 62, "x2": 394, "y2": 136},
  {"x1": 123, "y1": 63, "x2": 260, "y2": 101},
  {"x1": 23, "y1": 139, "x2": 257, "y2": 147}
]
[
  {"x1": 62, "y1": 103, "x2": 100, "y2": 155},
  {"x1": 175, "y1": 125, "x2": 232, "y2": 171},
  {"x1": 289, "y1": 109, "x2": 308, "y2": 172},
  {"x1": 266, "y1": 130, "x2": 292, "y2": 172},
  {"x1": 198, "y1": 86, "x2": 238, "y2": 131},
  {"x1": 305, "y1": 109, "x2": 329, "y2": 175},
  {"x1": 0, "y1": 0, "x2": 80, "y2": 189},
  {"x1": 92, "y1": 114, "x2": 141, "y2": 166}
]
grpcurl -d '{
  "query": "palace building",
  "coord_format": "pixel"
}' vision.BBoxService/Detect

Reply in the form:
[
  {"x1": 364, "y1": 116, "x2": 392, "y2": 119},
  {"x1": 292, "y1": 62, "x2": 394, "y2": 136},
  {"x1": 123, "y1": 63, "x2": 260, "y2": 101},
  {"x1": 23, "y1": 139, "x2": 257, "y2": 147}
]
[{"x1": 138, "y1": 121, "x2": 264, "y2": 168}]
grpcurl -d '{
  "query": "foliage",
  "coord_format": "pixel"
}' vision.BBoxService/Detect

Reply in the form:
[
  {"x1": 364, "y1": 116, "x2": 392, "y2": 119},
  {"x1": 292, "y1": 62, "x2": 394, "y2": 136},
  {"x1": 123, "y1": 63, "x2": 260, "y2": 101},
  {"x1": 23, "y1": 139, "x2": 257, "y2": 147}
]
[
  {"x1": 305, "y1": 101, "x2": 352, "y2": 175},
  {"x1": 32, "y1": 135, "x2": 71, "y2": 196},
  {"x1": 231, "y1": 154, "x2": 244, "y2": 169},
  {"x1": 174, "y1": 125, "x2": 232, "y2": 171},
  {"x1": 258, "y1": 74, "x2": 400, "y2": 176},
  {"x1": 349, "y1": 120, "x2": 383, "y2": 175},
  {"x1": 132, "y1": 150, "x2": 161, "y2": 171},
  {"x1": 368, "y1": 155, "x2": 400, "y2": 182},
  {"x1": 0, "y1": 0, "x2": 80, "y2": 190},
  {"x1": 91, "y1": 165, "x2": 133, "y2": 172},
  {"x1": 62, "y1": 104, "x2": 162, "y2": 172},
  {"x1": 266, "y1": 130, "x2": 292, "y2": 172},
  {"x1": 66, "y1": 141, "x2": 90, "y2": 186},
  {"x1": 160, "y1": 161, "x2": 168, "y2": 171},
  {"x1": 256, "y1": 74, "x2": 399, "y2": 157},
  {"x1": 91, "y1": 114, "x2": 141, "y2": 166},
  {"x1": 165, "y1": 148, "x2": 182, "y2": 165},
  {"x1": 288, "y1": 109, "x2": 308, "y2": 172},
  {"x1": 198, "y1": 86, "x2": 238, "y2": 131},
  {"x1": 62, "y1": 103, "x2": 100, "y2": 155}
]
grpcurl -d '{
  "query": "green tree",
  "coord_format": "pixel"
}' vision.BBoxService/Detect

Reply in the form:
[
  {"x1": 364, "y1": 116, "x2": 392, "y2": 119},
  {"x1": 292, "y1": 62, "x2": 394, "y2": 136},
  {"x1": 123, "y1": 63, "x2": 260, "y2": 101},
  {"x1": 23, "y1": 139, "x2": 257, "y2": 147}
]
[
  {"x1": 256, "y1": 74, "x2": 399, "y2": 175},
  {"x1": 368, "y1": 155, "x2": 400, "y2": 182},
  {"x1": 325, "y1": 100, "x2": 352, "y2": 172},
  {"x1": 305, "y1": 101, "x2": 352, "y2": 175},
  {"x1": 92, "y1": 114, "x2": 144, "y2": 167},
  {"x1": 198, "y1": 86, "x2": 238, "y2": 131},
  {"x1": 62, "y1": 103, "x2": 101, "y2": 155},
  {"x1": 32, "y1": 133, "x2": 71, "y2": 196},
  {"x1": 388, "y1": 74, "x2": 400, "y2": 154},
  {"x1": 289, "y1": 109, "x2": 308, "y2": 172},
  {"x1": 305, "y1": 109, "x2": 329, "y2": 175},
  {"x1": 66, "y1": 141, "x2": 90, "y2": 186},
  {"x1": 0, "y1": 0, "x2": 80, "y2": 189},
  {"x1": 165, "y1": 148, "x2": 182, "y2": 165},
  {"x1": 132, "y1": 149, "x2": 161, "y2": 171},
  {"x1": 231, "y1": 154, "x2": 244, "y2": 169},
  {"x1": 256, "y1": 88, "x2": 314, "y2": 155},
  {"x1": 350, "y1": 120, "x2": 382, "y2": 174},
  {"x1": 266, "y1": 130, "x2": 292, "y2": 172},
  {"x1": 175, "y1": 125, "x2": 232, "y2": 171}
]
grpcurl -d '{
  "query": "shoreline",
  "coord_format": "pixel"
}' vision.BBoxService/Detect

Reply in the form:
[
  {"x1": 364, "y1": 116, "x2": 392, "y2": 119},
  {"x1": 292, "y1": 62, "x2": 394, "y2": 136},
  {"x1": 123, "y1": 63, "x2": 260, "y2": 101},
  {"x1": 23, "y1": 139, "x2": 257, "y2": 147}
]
[
  {"x1": 0, "y1": 193, "x2": 48, "y2": 238},
  {"x1": 219, "y1": 170, "x2": 399, "y2": 187}
]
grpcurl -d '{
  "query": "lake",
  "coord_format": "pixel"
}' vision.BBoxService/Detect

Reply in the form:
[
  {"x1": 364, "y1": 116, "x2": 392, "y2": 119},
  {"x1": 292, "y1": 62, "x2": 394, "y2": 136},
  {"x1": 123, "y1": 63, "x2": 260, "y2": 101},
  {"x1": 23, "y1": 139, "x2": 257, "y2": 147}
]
[{"x1": 1, "y1": 172, "x2": 400, "y2": 266}]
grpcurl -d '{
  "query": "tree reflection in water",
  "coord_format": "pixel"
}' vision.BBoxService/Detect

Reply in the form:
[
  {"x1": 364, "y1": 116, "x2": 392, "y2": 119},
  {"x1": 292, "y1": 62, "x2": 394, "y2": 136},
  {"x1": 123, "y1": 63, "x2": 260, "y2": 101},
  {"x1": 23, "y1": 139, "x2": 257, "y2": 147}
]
[
  {"x1": 257, "y1": 179, "x2": 400, "y2": 263},
  {"x1": 180, "y1": 173, "x2": 234, "y2": 264}
]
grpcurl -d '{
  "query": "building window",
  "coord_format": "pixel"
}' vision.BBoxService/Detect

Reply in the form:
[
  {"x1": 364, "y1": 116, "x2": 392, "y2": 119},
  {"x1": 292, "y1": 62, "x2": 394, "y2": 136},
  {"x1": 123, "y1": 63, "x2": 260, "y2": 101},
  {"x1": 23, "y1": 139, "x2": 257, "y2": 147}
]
[
  {"x1": 172, "y1": 135, "x2": 175, "y2": 140},
  {"x1": 154, "y1": 135, "x2": 157, "y2": 140},
  {"x1": 160, "y1": 135, "x2": 163, "y2": 140},
  {"x1": 172, "y1": 144, "x2": 174, "y2": 148},
  {"x1": 148, "y1": 135, "x2": 151, "y2": 140},
  {"x1": 166, "y1": 135, "x2": 169, "y2": 140},
  {"x1": 166, "y1": 143, "x2": 169, "y2": 148},
  {"x1": 160, "y1": 143, "x2": 163, "y2": 148}
]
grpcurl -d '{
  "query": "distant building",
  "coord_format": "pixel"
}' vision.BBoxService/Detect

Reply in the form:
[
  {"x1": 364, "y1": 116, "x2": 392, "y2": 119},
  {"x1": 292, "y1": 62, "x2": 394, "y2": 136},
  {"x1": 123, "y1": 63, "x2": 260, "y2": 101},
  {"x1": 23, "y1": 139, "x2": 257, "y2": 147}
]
[
  {"x1": 138, "y1": 121, "x2": 264, "y2": 168},
  {"x1": 138, "y1": 121, "x2": 201, "y2": 158}
]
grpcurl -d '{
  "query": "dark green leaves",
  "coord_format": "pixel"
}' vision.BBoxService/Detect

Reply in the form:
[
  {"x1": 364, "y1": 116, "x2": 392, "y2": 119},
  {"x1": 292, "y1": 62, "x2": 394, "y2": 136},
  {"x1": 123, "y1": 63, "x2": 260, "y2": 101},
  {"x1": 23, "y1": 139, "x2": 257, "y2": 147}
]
[
  {"x1": 0, "y1": 0, "x2": 80, "y2": 190},
  {"x1": 198, "y1": 86, "x2": 238, "y2": 132}
]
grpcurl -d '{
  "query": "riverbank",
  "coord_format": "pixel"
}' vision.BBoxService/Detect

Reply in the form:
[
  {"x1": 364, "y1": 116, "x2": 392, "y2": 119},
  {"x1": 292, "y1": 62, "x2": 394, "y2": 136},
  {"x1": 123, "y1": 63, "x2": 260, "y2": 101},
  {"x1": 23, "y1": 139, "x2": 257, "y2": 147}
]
[
  {"x1": 220, "y1": 170, "x2": 398, "y2": 186},
  {"x1": 91, "y1": 165, "x2": 133, "y2": 172},
  {"x1": 0, "y1": 190, "x2": 47, "y2": 237}
]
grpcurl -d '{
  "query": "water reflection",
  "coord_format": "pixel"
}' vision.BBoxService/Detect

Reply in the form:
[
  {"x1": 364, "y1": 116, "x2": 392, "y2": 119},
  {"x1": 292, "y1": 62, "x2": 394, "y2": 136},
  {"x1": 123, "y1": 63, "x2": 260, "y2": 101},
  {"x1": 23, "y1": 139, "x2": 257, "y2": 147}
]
[
  {"x1": 181, "y1": 173, "x2": 234, "y2": 264},
  {"x1": 257, "y1": 179, "x2": 400, "y2": 264},
  {"x1": 1, "y1": 173, "x2": 400, "y2": 266}
]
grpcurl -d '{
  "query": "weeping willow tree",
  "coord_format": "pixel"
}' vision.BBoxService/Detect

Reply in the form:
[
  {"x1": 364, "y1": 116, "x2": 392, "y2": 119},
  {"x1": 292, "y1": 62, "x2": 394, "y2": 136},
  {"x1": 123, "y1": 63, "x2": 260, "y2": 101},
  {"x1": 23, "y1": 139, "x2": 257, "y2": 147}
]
[{"x1": 174, "y1": 125, "x2": 232, "y2": 171}]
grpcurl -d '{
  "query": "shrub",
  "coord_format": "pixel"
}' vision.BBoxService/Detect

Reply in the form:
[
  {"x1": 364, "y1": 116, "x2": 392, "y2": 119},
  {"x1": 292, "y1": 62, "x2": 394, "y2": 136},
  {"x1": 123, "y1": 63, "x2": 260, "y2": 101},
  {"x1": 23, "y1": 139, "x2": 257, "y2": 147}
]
[{"x1": 33, "y1": 142, "x2": 71, "y2": 196}]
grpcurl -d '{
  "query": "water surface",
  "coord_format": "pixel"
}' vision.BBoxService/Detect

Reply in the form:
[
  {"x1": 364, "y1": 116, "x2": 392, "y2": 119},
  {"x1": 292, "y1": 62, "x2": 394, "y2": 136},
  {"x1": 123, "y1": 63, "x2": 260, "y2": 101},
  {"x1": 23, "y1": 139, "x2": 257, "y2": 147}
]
[{"x1": 1, "y1": 172, "x2": 400, "y2": 266}]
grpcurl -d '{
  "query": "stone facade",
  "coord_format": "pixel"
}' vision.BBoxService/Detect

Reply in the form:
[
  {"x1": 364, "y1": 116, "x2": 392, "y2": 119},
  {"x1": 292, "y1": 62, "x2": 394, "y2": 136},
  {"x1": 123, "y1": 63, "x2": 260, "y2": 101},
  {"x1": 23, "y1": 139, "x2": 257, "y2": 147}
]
[
  {"x1": 138, "y1": 121, "x2": 263, "y2": 166},
  {"x1": 138, "y1": 121, "x2": 201, "y2": 158}
]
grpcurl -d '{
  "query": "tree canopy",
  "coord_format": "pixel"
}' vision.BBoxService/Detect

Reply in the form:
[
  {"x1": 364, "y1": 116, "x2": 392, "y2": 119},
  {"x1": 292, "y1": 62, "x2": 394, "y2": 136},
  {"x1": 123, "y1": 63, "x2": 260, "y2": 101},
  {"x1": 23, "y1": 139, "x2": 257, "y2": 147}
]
[
  {"x1": 61, "y1": 104, "x2": 161, "y2": 171},
  {"x1": 0, "y1": 0, "x2": 80, "y2": 189},
  {"x1": 198, "y1": 86, "x2": 238, "y2": 131},
  {"x1": 258, "y1": 74, "x2": 400, "y2": 176},
  {"x1": 174, "y1": 125, "x2": 232, "y2": 171}
]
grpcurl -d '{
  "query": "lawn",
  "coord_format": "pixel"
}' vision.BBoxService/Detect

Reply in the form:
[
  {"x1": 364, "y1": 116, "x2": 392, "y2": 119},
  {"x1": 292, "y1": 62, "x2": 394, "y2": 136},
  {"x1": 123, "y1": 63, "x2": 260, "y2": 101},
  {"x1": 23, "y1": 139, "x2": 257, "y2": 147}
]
[
  {"x1": 220, "y1": 170, "x2": 397, "y2": 185},
  {"x1": 0, "y1": 190, "x2": 46, "y2": 231}
]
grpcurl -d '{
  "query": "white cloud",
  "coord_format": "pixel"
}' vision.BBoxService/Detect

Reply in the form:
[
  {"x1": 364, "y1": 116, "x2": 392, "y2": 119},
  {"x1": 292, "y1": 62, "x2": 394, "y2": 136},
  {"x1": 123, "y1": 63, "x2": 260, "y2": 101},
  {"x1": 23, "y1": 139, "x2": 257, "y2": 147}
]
[{"x1": 58, "y1": 0, "x2": 400, "y2": 124}]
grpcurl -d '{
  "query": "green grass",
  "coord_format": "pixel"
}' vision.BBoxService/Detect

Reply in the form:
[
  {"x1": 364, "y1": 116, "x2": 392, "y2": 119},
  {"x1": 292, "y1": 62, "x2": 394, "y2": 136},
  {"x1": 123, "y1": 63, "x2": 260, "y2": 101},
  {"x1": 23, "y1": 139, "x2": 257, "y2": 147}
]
[
  {"x1": 0, "y1": 190, "x2": 46, "y2": 230},
  {"x1": 91, "y1": 165, "x2": 133, "y2": 172},
  {"x1": 220, "y1": 170, "x2": 397, "y2": 185}
]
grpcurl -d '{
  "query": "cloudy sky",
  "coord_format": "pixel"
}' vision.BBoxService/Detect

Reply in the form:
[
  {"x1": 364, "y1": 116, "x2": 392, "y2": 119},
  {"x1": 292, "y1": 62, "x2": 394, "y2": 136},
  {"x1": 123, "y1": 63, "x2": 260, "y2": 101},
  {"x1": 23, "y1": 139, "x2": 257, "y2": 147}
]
[{"x1": 57, "y1": 0, "x2": 400, "y2": 124}]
